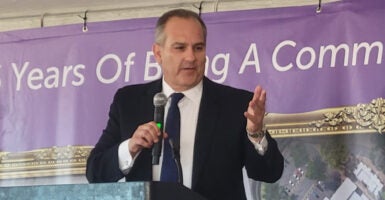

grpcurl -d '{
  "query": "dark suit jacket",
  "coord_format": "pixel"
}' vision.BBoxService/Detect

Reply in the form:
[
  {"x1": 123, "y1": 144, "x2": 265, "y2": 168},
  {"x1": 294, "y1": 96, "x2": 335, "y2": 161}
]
[{"x1": 86, "y1": 77, "x2": 284, "y2": 200}]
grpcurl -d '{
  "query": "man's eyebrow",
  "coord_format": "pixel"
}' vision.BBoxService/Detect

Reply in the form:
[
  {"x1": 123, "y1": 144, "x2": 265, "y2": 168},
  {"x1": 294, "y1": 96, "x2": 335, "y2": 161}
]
[
  {"x1": 170, "y1": 42, "x2": 206, "y2": 48},
  {"x1": 194, "y1": 42, "x2": 206, "y2": 46},
  {"x1": 171, "y1": 42, "x2": 205, "y2": 45}
]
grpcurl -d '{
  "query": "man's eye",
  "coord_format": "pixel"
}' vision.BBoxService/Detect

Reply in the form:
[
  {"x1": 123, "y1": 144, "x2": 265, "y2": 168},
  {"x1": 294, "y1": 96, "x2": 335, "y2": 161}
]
[
  {"x1": 175, "y1": 46, "x2": 185, "y2": 50},
  {"x1": 195, "y1": 46, "x2": 204, "y2": 51}
]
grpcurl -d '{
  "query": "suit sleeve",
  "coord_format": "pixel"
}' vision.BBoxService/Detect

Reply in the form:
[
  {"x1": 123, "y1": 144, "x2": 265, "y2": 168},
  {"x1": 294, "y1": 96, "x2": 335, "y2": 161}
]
[
  {"x1": 86, "y1": 90, "x2": 126, "y2": 183},
  {"x1": 244, "y1": 131, "x2": 284, "y2": 183}
]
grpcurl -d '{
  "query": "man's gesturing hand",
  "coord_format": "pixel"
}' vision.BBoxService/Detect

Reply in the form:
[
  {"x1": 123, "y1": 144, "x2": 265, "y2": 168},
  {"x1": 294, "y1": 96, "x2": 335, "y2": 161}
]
[{"x1": 244, "y1": 86, "x2": 266, "y2": 137}]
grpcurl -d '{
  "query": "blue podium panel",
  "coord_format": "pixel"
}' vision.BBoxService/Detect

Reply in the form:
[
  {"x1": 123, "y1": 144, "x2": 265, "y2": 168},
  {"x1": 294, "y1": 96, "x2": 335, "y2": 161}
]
[{"x1": 0, "y1": 182, "x2": 148, "y2": 200}]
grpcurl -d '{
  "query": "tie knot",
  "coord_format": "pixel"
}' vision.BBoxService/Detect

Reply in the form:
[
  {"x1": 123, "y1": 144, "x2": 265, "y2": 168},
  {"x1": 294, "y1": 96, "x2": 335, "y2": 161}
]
[{"x1": 170, "y1": 93, "x2": 184, "y2": 105}]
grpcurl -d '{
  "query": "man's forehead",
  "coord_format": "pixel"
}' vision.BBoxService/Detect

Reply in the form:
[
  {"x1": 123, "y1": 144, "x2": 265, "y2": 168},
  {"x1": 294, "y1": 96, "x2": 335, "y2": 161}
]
[{"x1": 164, "y1": 17, "x2": 202, "y2": 32}]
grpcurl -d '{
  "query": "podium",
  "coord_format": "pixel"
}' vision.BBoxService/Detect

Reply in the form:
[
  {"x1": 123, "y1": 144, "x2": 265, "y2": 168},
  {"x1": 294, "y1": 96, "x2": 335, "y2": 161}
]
[{"x1": 0, "y1": 181, "x2": 207, "y2": 200}]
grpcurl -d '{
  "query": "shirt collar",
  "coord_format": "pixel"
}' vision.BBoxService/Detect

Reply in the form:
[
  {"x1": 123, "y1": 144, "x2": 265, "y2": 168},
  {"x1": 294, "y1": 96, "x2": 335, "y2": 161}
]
[{"x1": 162, "y1": 78, "x2": 203, "y2": 104}]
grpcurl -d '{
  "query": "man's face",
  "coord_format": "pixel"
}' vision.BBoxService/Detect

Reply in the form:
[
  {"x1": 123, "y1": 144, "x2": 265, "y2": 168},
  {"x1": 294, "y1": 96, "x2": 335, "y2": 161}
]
[{"x1": 153, "y1": 17, "x2": 206, "y2": 92}]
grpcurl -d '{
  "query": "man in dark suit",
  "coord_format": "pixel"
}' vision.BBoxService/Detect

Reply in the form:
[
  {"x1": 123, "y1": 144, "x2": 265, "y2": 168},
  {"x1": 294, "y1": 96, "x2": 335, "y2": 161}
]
[{"x1": 86, "y1": 9, "x2": 283, "y2": 200}]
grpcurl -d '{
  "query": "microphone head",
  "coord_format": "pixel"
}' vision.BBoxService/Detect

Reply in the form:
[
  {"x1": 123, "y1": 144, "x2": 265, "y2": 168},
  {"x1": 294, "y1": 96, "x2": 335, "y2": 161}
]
[{"x1": 153, "y1": 92, "x2": 167, "y2": 107}]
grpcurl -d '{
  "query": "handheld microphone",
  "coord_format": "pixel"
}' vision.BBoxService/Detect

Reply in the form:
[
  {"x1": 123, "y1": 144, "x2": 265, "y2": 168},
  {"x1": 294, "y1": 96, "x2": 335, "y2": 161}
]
[{"x1": 152, "y1": 92, "x2": 167, "y2": 165}]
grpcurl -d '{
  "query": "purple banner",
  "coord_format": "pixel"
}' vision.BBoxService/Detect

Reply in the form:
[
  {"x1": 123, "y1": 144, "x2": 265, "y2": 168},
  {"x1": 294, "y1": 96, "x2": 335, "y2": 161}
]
[{"x1": 1, "y1": 0, "x2": 384, "y2": 153}]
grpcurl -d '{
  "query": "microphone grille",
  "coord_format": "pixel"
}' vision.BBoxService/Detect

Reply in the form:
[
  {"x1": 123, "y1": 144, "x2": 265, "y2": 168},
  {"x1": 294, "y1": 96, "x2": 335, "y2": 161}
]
[{"x1": 153, "y1": 92, "x2": 167, "y2": 106}]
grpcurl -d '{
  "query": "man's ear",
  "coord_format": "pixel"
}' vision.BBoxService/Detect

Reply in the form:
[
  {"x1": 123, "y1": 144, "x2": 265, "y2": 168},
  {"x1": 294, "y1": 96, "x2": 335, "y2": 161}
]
[{"x1": 152, "y1": 43, "x2": 162, "y2": 65}]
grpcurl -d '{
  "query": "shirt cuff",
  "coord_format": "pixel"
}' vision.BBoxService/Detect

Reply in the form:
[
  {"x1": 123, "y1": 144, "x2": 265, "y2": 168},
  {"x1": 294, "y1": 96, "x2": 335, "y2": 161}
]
[
  {"x1": 118, "y1": 139, "x2": 140, "y2": 174},
  {"x1": 248, "y1": 135, "x2": 268, "y2": 156}
]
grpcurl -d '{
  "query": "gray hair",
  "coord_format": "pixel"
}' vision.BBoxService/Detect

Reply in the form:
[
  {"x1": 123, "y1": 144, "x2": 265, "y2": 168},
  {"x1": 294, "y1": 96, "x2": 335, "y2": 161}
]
[{"x1": 155, "y1": 9, "x2": 207, "y2": 45}]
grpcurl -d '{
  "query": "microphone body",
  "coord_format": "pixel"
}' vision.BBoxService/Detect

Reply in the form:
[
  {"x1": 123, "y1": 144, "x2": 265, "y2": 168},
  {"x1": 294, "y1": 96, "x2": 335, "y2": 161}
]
[{"x1": 152, "y1": 92, "x2": 167, "y2": 165}]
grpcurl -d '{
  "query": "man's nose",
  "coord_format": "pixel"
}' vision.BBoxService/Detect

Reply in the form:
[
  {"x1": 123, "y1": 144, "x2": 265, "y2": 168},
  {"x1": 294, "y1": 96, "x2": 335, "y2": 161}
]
[{"x1": 184, "y1": 47, "x2": 196, "y2": 61}]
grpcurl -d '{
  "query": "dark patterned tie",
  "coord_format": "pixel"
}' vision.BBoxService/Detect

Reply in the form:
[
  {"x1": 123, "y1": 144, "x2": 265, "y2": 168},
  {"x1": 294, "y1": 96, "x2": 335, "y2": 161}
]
[{"x1": 160, "y1": 93, "x2": 184, "y2": 182}]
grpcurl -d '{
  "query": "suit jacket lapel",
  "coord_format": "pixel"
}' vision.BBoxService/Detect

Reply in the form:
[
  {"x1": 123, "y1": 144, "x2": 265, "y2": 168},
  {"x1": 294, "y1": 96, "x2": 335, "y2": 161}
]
[
  {"x1": 138, "y1": 79, "x2": 162, "y2": 134},
  {"x1": 191, "y1": 78, "x2": 220, "y2": 189}
]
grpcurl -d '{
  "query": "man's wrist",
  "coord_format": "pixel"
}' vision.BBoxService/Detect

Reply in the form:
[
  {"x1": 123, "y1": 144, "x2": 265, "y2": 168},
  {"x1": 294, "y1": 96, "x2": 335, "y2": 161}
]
[{"x1": 246, "y1": 126, "x2": 266, "y2": 138}]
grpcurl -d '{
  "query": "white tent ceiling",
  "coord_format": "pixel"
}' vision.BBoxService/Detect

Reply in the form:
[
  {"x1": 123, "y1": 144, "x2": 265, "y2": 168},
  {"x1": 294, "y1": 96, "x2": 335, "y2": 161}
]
[{"x1": 0, "y1": 0, "x2": 338, "y2": 32}]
